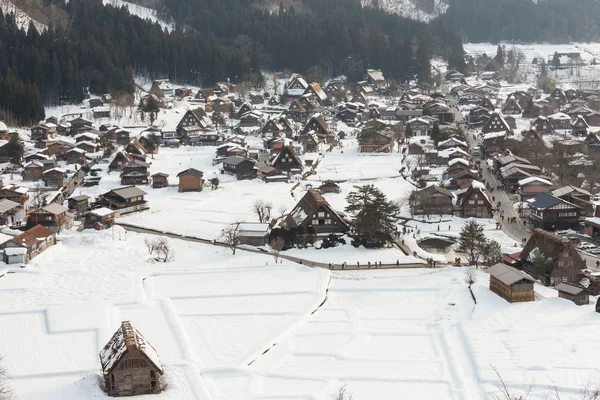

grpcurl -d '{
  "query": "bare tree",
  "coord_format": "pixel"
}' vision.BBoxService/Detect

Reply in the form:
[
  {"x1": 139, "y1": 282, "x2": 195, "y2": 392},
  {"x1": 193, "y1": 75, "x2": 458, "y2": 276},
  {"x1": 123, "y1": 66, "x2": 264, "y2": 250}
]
[
  {"x1": 253, "y1": 200, "x2": 273, "y2": 223},
  {"x1": 331, "y1": 386, "x2": 352, "y2": 400},
  {"x1": 269, "y1": 236, "x2": 285, "y2": 263},
  {"x1": 0, "y1": 356, "x2": 13, "y2": 400},
  {"x1": 221, "y1": 223, "x2": 242, "y2": 255},
  {"x1": 464, "y1": 268, "x2": 477, "y2": 288},
  {"x1": 55, "y1": 212, "x2": 69, "y2": 234},
  {"x1": 30, "y1": 182, "x2": 48, "y2": 211},
  {"x1": 277, "y1": 204, "x2": 288, "y2": 218},
  {"x1": 145, "y1": 237, "x2": 175, "y2": 263}
]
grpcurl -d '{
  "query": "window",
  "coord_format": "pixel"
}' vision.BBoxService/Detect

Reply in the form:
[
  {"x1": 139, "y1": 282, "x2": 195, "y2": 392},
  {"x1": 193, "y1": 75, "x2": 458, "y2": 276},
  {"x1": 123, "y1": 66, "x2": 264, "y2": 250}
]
[
  {"x1": 558, "y1": 211, "x2": 577, "y2": 218},
  {"x1": 325, "y1": 219, "x2": 332, "y2": 225},
  {"x1": 558, "y1": 260, "x2": 564, "y2": 267},
  {"x1": 318, "y1": 212, "x2": 325, "y2": 217},
  {"x1": 468, "y1": 200, "x2": 475, "y2": 205},
  {"x1": 477, "y1": 200, "x2": 484, "y2": 205},
  {"x1": 312, "y1": 219, "x2": 319, "y2": 225}
]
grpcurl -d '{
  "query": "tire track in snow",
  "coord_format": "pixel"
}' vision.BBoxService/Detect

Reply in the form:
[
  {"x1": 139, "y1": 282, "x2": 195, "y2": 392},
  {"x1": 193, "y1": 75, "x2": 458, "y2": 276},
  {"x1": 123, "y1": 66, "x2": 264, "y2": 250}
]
[
  {"x1": 246, "y1": 269, "x2": 331, "y2": 367},
  {"x1": 160, "y1": 298, "x2": 213, "y2": 400}
]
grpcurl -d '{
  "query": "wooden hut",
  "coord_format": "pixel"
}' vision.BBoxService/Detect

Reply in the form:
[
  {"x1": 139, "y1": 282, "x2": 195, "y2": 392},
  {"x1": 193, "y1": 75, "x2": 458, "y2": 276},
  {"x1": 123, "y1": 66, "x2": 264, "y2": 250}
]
[
  {"x1": 99, "y1": 321, "x2": 163, "y2": 397},
  {"x1": 487, "y1": 263, "x2": 535, "y2": 303},
  {"x1": 151, "y1": 173, "x2": 169, "y2": 189},
  {"x1": 555, "y1": 283, "x2": 589, "y2": 305}
]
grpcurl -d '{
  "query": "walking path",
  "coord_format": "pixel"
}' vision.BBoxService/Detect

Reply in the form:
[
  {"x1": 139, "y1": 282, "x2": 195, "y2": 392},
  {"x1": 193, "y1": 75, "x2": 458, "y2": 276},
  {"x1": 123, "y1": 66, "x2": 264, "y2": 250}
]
[{"x1": 116, "y1": 222, "x2": 428, "y2": 270}]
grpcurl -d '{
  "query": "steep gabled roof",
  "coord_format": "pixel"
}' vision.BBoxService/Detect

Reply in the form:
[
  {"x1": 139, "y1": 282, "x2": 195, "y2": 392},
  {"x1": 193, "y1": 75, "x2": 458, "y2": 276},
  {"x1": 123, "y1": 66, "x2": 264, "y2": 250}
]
[
  {"x1": 99, "y1": 321, "x2": 163, "y2": 375},
  {"x1": 285, "y1": 189, "x2": 349, "y2": 230},
  {"x1": 177, "y1": 168, "x2": 204, "y2": 178}
]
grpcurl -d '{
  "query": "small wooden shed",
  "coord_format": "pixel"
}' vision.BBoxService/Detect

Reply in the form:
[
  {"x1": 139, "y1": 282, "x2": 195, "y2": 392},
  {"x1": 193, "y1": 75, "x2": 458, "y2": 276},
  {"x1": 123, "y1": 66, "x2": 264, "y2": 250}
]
[
  {"x1": 555, "y1": 282, "x2": 589, "y2": 306},
  {"x1": 151, "y1": 173, "x2": 169, "y2": 189},
  {"x1": 99, "y1": 321, "x2": 163, "y2": 397},
  {"x1": 488, "y1": 263, "x2": 535, "y2": 303}
]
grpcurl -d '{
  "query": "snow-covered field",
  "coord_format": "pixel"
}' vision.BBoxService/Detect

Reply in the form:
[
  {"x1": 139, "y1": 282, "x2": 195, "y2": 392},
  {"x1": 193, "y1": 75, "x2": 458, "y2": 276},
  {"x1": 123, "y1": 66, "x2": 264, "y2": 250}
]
[
  {"x1": 1, "y1": 228, "x2": 598, "y2": 400},
  {"x1": 464, "y1": 42, "x2": 600, "y2": 87}
]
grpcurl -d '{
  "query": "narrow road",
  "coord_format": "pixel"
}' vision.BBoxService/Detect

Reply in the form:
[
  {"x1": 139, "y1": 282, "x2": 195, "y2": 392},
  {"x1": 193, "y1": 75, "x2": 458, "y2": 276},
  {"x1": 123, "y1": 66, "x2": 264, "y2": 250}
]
[{"x1": 116, "y1": 222, "x2": 427, "y2": 270}]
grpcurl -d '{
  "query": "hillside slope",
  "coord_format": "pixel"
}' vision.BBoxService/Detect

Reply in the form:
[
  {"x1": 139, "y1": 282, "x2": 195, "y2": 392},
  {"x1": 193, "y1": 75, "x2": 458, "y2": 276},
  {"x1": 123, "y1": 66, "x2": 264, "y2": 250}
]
[{"x1": 360, "y1": 0, "x2": 448, "y2": 22}]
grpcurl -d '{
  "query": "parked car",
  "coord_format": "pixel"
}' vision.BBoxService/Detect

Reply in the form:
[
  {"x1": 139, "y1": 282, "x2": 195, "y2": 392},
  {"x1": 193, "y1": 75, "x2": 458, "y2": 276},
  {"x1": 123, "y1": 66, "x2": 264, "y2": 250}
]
[
  {"x1": 577, "y1": 242, "x2": 595, "y2": 250},
  {"x1": 589, "y1": 248, "x2": 600, "y2": 255}
]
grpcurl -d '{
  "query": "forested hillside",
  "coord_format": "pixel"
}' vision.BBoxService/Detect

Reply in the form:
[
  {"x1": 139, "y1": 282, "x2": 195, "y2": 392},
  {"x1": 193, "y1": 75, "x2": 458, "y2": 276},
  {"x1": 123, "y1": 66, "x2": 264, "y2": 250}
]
[
  {"x1": 440, "y1": 0, "x2": 600, "y2": 43},
  {"x1": 163, "y1": 0, "x2": 465, "y2": 83},
  {"x1": 0, "y1": 0, "x2": 252, "y2": 125}
]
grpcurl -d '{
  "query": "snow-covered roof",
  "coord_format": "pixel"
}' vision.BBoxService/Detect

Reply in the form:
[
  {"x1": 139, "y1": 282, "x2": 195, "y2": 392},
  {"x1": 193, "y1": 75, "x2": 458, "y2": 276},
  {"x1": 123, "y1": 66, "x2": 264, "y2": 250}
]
[
  {"x1": 99, "y1": 321, "x2": 163, "y2": 375},
  {"x1": 448, "y1": 157, "x2": 469, "y2": 166},
  {"x1": 518, "y1": 176, "x2": 552, "y2": 186},
  {"x1": 548, "y1": 112, "x2": 571, "y2": 120},
  {"x1": 483, "y1": 131, "x2": 507, "y2": 140},
  {"x1": 88, "y1": 207, "x2": 116, "y2": 217},
  {"x1": 74, "y1": 132, "x2": 99, "y2": 140},
  {"x1": 0, "y1": 121, "x2": 7, "y2": 131}
]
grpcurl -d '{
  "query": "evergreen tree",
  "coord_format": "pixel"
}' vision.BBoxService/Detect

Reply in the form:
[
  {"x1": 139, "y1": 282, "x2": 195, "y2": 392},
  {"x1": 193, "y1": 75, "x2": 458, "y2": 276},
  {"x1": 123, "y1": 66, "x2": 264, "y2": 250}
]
[
  {"x1": 345, "y1": 184, "x2": 400, "y2": 248},
  {"x1": 481, "y1": 239, "x2": 503, "y2": 267},
  {"x1": 457, "y1": 219, "x2": 487, "y2": 267},
  {"x1": 405, "y1": 124, "x2": 413, "y2": 139},
  {"x1": 6, "y1": 134, "x2": 24, "y2": 165},
  {"x1": 430, "y1": 123, "x2": 449, "y2": 146}
]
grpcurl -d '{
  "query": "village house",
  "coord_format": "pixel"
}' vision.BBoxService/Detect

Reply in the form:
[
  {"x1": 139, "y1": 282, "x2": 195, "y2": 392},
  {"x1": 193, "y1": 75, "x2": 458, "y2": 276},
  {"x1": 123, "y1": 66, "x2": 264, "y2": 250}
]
[
  {"x1": 520, "y1": 228, "x2": 585, "y2": 285},
  {"x1": 98, "y1": 186, "x2": 149, "y2": 215},
  {"x1": 457, "y1": 183, "x2": 493, "y2": 218},
  {"x1": 68, "y1": 194, "x2": 90, "y2": 216},
  {"x1": 69, "y1": 116, "x2": 93, "y2": 133},
  {"x1": 303, "y1": 82, "x2": 328, "y2": 104},
  {"x1": 271, "y1": 144, "x2": 303, "y2": 173},
  {"x1": 408, "y1": 141, "x2": 433, "y2": 155},
  {"x1": 75, "y1": 132, "x2": 99, "y2": 143},
  {"x1": 572, "y1": 115, "x2": 590, "y2": 137},
  {"x1": 527, "y1": 192, "x2": 581, "y2": 230},
  {"x1": 482, "y1": 112, "x2": 511, "y2": 135},
  {"x1": 299, "y1": 114, "x2": 334, "y2": 145},
  {"x1": 257, "y1": 166, "x2": 288, "y2": 183},
  {"x1": 27, "y1": 203, "x2": 72, "y2": 232},
  {"x1": 358, "y1": 131, "x2": 393, "y2": 153},
  {"x1": 66, "y1": 148, "x2": 87, "y2": 164},
  {"x1": 487, "y1": 263, "x2": 535, "y2": 303},
  {"x1": 84, "y1": 207, "x2": 117, "y2": 230},
  {"x1": 407, "y1": 118, "x2": 433, "y2": 136},
  {"x1": 92, "y1": 106, "x2": 111, "y2": 119},
  {"x1": 22, "y1": 161, "x2": 44, "y2": 181},
  {"x1": 521, "y1": 127, "x2": 545, "y2": 148},
  {"x1": 99, "y1": 321, "x2": 163, "y2": 397},
  {"x1": 548, "y1": 112, "x2": 572, "y2": 130},
  {"x1": 76, "y1": 141, "x2": 99, "y2": 153},
  {"x1": 43, "y1": 168, "x2": 67, "y2": 188},
  {"x1": 0, "y1": 185, "x2": 28, "y2": 204},
  {"x1": 150, "y1": 78, "x2": 173, "y2": 96},
  {"x1": 151, "y1": 173, "x2": 169, "y2": 189},
  {"x1": 109, "y1": 150, "x2": 133, "y2": 172},
  {"x1": 177, "y1": 168, "x2": 204, "y2": 192},
  {"x1": 46, "y1": 140, "x2": 76, "y2": 159},
  {"x1": 318, "y1": 180, "x2": 341, "y2": 194},
  {"x1": 175, "y1": 109, "x2": 213, "y2": 144},
  {"x1": 31, "y1": 123, "x2": 57, "y2": 141},
  {"x1": 222, "y1": 156, "x2": 257, "y2": 180},
  {"x1": 467, "y1": 106, "x2": 492, "y2": 127},
  {"x1": 0, "y1": 198, "x2": 23, "y2": 226},
  {"x1": 409, "y1": 185, "x2": 453, "y2": 215},
  {"x1": 366, "y1": 69, "x2": 385, "y2": 88},
  {"x1": 120, "y1": 160, "x2": 150, "y2": 186},
  {"x1": 552, "y1": 185, "x2": 594, "y2": 217},
  {"x1": 116, "y1": 128, "x2": 131, "y2": 144},
  {"x1": 518, "y1": 177, "x2": 553, "y2": 201},
  {"x1": 445, "y1": 169, "x2": 480, "y2": 190},
  {"x1": 285, "y1": 189, "x2": 349, "y2": 235},
  {"x1": 237, "y1": 223, "x2": 270, "y2": 246},
  {"x1": 285, "y1": 74, "x2": 309, "y2": 98},
  {"x1": 437, "y1": 137, "x2": 468, "y2": 150},
  {"x1": 0, "y1": 224, "x2": 56, "y2": 264},
  {"x1": 555, "y1": 282, "x2": 589, "y2": 305},
  {"x1": 481, "y1": 131, "x2": 507, "y2": 155},
  {"x1": 501, "y1": 96, "x2": 523, "y2": 115}
]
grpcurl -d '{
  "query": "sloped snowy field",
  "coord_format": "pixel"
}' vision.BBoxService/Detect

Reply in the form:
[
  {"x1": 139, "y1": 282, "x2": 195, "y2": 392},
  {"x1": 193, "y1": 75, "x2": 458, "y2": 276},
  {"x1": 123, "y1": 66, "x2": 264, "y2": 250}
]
[{"x1": 1, "y1": 228, "x2": 599, "y2": 400}]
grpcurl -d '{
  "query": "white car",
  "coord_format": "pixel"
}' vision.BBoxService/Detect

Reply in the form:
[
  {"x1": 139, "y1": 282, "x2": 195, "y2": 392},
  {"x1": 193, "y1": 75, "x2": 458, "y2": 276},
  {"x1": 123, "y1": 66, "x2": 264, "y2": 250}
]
[{"x1": 577, "y1": 242, "x2": 595, "y2": 250}]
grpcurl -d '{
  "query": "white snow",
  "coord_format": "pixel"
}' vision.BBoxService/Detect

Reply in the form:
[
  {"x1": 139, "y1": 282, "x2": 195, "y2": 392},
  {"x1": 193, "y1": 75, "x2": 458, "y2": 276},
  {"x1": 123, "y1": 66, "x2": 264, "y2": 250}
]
[{"x1": 101, "y1": 0, "x2": 174, "y2": 32}]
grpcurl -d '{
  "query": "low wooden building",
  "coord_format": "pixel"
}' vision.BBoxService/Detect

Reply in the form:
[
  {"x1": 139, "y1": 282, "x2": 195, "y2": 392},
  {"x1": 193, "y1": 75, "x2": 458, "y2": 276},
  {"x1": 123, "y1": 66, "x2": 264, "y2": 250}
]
[
  {"x1": 84, "y1": 207, "x2": 117, "y2": 230},
  {"x1": 99, "y1": 321, "x2": 163, "y2": 397},
  {"x1": 409, "y1": 185, "x2": 453, "y2": 215},
  {"x1": 319, "y1": 180, "x2": 341, "y2": 194},
  {"x1": 555, "y1": 282, "x2": 589, "y2": 305},
  {"x1": 66, "y1": 148, "x2": 87, "y2": 164},
  {"x1": 0, "y1": 198, "x2": 23, "y2": 226},
  {"x1": 151, "y1": 173, "x2": 169, "y2": 189},
  {"x1": 222, "y1": 156, "x2": 257, "y2": 180},
  {"x1": 27, "y1": 203, "x2": 72, "y2": 231},
  {"x1": 177, "y1": 168, "x2": 204, "y2": 192},
  {"x1": 22, "y1": 161, "x2": 44, "y2": 181},
  {"x1": 43, "y1": 168, "x2": 67, "y2": 188},
  {"x1": 488, "y1": 263, "x2": 535, "y2": 303},
  {"x1": 68, "y1": 195, "x2": 91, "y2": 215},
  {"x1": 237, "y1": 223, "x2": 270, "y2": 246},
  {"x1": 0, "y1": 224, "x2": 56, "y2": 263},
  {"x1": 98, "y1": 186, "x2": 149, "y2": 215}
]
